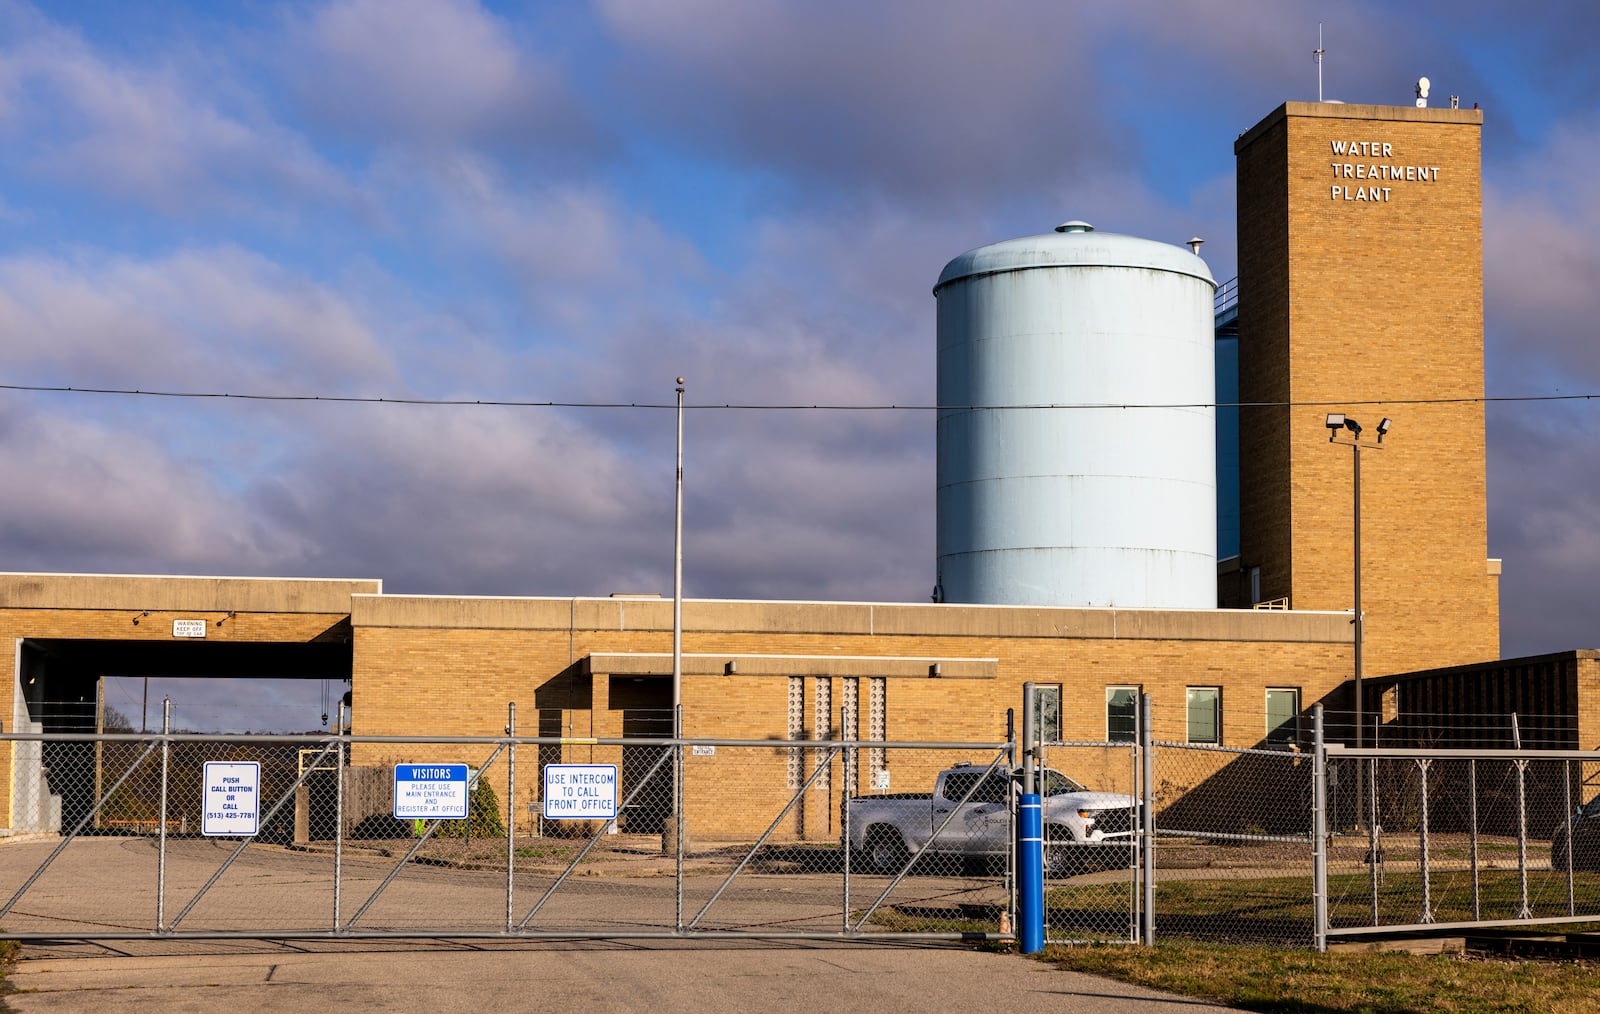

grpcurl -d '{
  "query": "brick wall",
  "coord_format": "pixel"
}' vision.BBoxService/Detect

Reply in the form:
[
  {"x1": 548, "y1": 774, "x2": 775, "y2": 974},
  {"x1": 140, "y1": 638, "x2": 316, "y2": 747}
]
[
  {"x1": 350, "y1": 596, "x2": 1354, "y2": 835},
  {"x1": 1235, "y1": 103, "x2": 1499, "y2": 679},
  {"x1": 1, "y1": 573, "x2": 374, "y2": 833}
]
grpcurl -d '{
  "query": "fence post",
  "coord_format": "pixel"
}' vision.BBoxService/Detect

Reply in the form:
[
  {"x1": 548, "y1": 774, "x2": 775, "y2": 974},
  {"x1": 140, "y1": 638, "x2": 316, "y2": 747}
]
[
  {"x1": 1513, "y1": 716, "x2": 1532, "y2": 920},
  {"x1": 1021, "y1": 683, "x2": 1036, "y2": 797},
  {"x1": 675, "y1": 703, "x2": 684, "y2": 934},
  {"x1": 1515, "y1": 757, "x2": 1532, "y2": 920},
  {"x1": 1367, "y1": 749, "x2": 1380, "y2": 926},
  {"x1": 1468, "y1": 758, "x2": 1479, "y2": 921},
  {"x1": 1416, "y1": 758, "x2": 1434, "y2": 923},
  {"x1": 335, "y1": 700, "x2": 345, "y2": 932},
  {"x1": 1313, "y1": 705, "x2": 1328, "y2": 952},
  {"x1": 157, "y1": 698, "x2": 171, "y2": 933},
  {"x1": 1140, "y1": 692, "x2": 1155, "y2": 947},
  {"x1": 506, "y1": 701, "x2": 516, "y2": 934},
  {"x1": 1018, "y1": 792, "x2": 1044, "y2": 953},
  {"x1": 1006, "y1": 707, "x2": 1017, "y2": 940},
  {"x1": 1565, "y1": 759, "x2": 1575, "y2": 916},
  {"x1": 841, "y1": 705, "x2": 851, "y2": 935},
  {"x1": 1019, "y1": 685, "x2": 1041, "y2": 950}
]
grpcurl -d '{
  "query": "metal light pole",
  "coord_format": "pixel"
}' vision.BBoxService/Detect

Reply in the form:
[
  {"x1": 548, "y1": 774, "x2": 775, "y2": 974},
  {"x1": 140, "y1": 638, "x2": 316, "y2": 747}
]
[
  {"x1": 1352, "y1": 433, "x2": 1363, "y2": 753},
  {"x1": 673, "y1": 377, "x2": 684, "y2": 738},
  {"x1": 1326, "y1": 413, "x2": 1389, "y2": 827},
  {"x1": 671, "y1": 377, "x2": 685, "y2": 924}
]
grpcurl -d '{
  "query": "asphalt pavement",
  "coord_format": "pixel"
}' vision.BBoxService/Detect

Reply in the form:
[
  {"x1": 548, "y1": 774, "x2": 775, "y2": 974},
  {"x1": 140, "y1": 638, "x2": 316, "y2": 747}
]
[{"x1": 5, "y1": 938, "x2": 1237, "y2": 1013}]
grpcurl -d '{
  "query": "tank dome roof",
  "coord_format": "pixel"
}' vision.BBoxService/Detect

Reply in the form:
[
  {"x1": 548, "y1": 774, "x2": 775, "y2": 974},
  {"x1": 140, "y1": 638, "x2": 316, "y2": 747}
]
[{"x1": 934, "y1": 221, "x2": 1216, "y2": 294}]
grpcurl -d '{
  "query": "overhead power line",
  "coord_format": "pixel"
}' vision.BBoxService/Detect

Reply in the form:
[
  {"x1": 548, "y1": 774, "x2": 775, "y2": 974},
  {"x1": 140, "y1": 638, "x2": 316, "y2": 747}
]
[{"x1": 1, "y1": 382, "x2": 1598, "y2": 412}]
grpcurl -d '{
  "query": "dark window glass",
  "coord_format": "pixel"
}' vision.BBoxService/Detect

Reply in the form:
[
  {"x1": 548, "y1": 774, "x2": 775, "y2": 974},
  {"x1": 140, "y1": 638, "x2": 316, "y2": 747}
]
[
  {"x1": 1187, "y1": 687, "x2": 1221, "y2": 744},
  {"x1": 1107, "y1": 687, "x2": 1139, "y2": 742}
]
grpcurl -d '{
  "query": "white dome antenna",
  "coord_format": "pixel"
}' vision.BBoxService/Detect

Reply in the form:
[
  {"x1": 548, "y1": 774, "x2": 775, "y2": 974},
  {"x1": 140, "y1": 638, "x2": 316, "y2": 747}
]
[{"x1": 1415, "y1": 76, "x2": 1431, "y2": 108}]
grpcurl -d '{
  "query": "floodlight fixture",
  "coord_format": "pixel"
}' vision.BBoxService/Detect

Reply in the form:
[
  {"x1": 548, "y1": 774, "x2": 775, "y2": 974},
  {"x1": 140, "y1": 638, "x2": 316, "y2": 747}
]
[
  {"x1": 1325, "y1": 413, "x2": 1346, "y2": 440},
  {"x1": 1344, "y1": 417, "x2": 1362, "y2": 438},
  {"x1": 1376, "y1": 417, "x2": 1392, "y2": 443}
]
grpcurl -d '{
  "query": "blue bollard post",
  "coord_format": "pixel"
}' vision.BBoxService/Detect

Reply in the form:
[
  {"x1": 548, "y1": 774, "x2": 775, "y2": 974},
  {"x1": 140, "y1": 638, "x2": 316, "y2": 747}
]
[{"x1": 1017, "y1": 792, "x2": 1044, "y2": 953}]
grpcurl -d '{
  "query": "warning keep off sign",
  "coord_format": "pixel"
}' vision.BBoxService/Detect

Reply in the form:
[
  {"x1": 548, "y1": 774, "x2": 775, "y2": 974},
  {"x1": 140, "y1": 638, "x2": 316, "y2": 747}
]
[{"x1": 543, "y1": 764, "x2": 618, "y2": 820}]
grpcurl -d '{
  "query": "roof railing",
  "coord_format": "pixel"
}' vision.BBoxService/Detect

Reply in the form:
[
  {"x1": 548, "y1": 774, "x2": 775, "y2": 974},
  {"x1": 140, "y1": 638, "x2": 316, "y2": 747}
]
[{"x1": 1214, "y1": 276, "x2": 1239, "y2": 316}]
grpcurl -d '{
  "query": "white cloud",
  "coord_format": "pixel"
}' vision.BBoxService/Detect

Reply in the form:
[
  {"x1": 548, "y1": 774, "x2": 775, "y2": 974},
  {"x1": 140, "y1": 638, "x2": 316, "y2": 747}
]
[
  {"x1": 414, "y1": 155, "x2": 710, "y2": 341},
  {"x1": 1488, "y1": 404, "x2": 1600, "y2": 655},
  {"x1": 594, "y1": 1, "x2": 1132, "y2": 205},
  {"x1": 290, "y1": 0, "x2": 607, "y2": 165},
  {"x1": 0, "y1": 247, "x2": 395, "y2": 390},
  {"x1": 0, "y1": 5, "x2": 367, "y2": 218},
  {"x1": 1484, "y1": 115, "x2": 1600, "y2": 388},
  {"x1": 0, "y1": 401, "x2": 313, "y2": 572}
]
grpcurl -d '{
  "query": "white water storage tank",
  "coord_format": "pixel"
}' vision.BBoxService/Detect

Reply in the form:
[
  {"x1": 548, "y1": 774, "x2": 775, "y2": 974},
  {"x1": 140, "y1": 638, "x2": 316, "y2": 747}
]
[{"x1": 934, "y1": 221, "x2": 1217, "y2": 608}]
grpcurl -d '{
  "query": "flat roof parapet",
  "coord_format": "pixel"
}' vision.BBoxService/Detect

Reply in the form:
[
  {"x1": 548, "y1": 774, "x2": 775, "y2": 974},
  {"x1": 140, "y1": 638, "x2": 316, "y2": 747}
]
[
  {"x1": 351, "y1": 594, "x2": 1352, "y2": 644},
  {"x1": 0, "y1": 572, "x2": 381, "y2": 613}
]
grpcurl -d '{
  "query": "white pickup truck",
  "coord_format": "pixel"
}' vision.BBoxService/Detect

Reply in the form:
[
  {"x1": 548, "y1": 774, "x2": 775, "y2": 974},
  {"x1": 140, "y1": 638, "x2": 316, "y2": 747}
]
[{"x1": 844, "y1": 763, "x2": 1136, "y2": 876}]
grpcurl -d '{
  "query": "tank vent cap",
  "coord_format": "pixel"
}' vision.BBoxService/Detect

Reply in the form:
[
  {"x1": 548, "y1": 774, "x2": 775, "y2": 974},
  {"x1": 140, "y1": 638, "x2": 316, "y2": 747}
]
[{"x1": 1054, "y1": 220, "x2": 1095, "y2": 233}]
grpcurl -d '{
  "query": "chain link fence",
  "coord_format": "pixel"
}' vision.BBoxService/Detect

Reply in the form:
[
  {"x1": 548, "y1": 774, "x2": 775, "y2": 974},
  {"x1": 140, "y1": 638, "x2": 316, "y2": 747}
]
[
  {"x1": 1324, "y1": 750, "x2": 1600, "y2": 939},
  {"x1": 8, "y1": 703, "x2": 1600, "y2": 950},
  {"x1": 1, "y1": 722, "x2": 1020, "y2": 942}
]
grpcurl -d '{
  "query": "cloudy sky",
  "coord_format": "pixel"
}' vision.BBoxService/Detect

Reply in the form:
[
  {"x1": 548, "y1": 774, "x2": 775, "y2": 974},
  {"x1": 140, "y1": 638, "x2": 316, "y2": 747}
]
[{"x1": 3, "y1": 1, "x2": 1598, "y2": 728}]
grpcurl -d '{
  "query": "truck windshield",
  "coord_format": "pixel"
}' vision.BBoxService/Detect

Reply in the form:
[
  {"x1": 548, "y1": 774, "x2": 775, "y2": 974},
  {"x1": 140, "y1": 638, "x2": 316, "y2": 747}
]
[{"x1": 1039, "y1": 771, "x2": 1086, "y2": 796}]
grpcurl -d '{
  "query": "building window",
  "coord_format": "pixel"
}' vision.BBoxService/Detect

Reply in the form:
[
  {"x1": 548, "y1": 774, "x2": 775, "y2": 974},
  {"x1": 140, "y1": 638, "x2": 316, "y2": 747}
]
[
  {"x1": 1107, "y1": 686, "x2": 1139, "y2": 743},
  {"x1": 1266, "y1": 688, "x2": 1301, "y2": 744},
  {"x1": 1187, "y1": 687, "x2": 1221, "y2": 744},
  {"x1": 1030, "y1": 684, "x2": 1061, "y2": 744},
  {"x1": 1249, "y1": 566, "x2": 1262, "y2": 605}
]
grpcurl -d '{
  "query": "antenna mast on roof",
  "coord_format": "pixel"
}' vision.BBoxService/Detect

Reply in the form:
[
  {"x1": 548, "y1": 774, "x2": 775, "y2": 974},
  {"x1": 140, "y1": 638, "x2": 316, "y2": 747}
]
[{"x1": 1315, "y1": 23, "x2": 1325, "y2": 102}]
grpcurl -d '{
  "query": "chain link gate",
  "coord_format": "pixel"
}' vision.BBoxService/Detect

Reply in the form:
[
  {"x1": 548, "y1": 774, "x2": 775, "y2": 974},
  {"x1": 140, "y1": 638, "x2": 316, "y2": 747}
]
[
  {"x1": 0, "y1": 711, "x2": 1023, "y2": 944},
  {"x1": 19, "y1": 700, "x2": 1595, "y2": 949},
  {"x1": 1034, "y1": 738, "x2": 1142, "y2": 944},
  {"x1": 1148, "y1": 738, "x2": 1318, "y2": 947}
]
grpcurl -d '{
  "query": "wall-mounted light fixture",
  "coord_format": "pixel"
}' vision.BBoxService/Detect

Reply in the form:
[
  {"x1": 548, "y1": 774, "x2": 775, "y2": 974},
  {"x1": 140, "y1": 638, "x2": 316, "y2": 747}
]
[
  {"x1": 724, "y1": 660, "x2": 738, "y2": 676},
  {"x1": 929, "y1": 663, "x2": 942, "y2": 678}
]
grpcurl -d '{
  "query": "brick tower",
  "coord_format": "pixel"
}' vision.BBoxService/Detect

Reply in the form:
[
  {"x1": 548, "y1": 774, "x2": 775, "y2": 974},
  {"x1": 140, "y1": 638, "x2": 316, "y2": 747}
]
[{"x1": 1232, "y1": 101, "x2": 1499, "y2": 682}]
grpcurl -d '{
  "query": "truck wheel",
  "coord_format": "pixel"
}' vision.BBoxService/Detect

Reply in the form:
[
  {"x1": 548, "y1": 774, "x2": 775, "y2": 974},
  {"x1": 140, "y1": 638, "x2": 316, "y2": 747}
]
[
  {"x1": 866, "y1": 828, "x2": 910, "y2": 874},
  {"x1": 1043, "y1": 826, "x2": 1080, "y2": 878}
]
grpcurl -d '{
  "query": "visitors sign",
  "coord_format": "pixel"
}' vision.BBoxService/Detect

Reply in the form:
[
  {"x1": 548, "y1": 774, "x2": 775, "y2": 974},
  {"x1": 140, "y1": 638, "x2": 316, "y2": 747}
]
[
  {"x1": 393, "y1": 764, "x2": 470, "y2": 819},
  {"x1": 202, "y1": 761, "x2": 260, "y2": 836},
  {"x1": 543, "y1": 764, "x2": 618, "y2": 820}
]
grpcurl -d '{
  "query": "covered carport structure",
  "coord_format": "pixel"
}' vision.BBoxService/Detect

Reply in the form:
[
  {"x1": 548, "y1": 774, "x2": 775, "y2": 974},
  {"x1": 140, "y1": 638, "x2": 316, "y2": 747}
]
[{"x1": 3, "y1": 573, "x2": 379, "y2": 835}]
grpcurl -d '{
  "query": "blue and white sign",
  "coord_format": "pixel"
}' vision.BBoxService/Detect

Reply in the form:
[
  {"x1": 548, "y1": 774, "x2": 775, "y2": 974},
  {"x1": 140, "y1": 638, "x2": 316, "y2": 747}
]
[
  {"x1": 202, "y1": 761, "x2": 260, "y2": 836},
  {"x1": 543, "y1": 764, "x2": 618, "y2": 820},
  {"x1": 393, "y1": 764, "x2": 470, "y2": 820}
]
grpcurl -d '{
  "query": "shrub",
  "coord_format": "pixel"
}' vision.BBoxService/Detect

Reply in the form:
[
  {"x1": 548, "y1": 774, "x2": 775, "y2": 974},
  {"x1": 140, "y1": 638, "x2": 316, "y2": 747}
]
[{"x1": 436, "y1": 779, "x2": 505, "y2": 839}]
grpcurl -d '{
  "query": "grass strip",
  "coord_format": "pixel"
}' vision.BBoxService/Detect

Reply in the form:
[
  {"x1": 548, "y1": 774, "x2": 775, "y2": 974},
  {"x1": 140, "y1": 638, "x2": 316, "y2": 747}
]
[{"x1": 1044, "y1": 940, "x2": 1600, "y2": 1014}]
